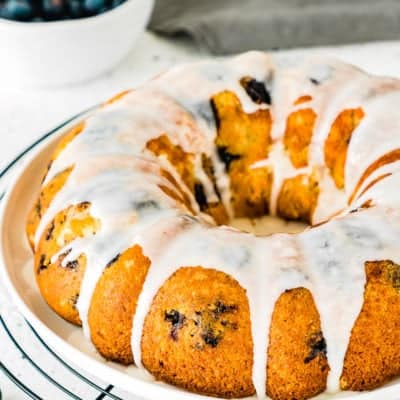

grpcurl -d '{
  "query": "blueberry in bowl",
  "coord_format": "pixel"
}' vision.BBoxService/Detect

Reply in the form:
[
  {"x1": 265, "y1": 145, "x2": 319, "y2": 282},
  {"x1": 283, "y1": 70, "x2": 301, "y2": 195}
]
[
  {"x1": 0, "y1": 0, "x2": 129, "y2": 21},
  {"x1": 0, "y1": 0, "x2": 36, "y2": 21},
  {"x1": 0, "y1": 0, "x2": 154, "y2": 87}
]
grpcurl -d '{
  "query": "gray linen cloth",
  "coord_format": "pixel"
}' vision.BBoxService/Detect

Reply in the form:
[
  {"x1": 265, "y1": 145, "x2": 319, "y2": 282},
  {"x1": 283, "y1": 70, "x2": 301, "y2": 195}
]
[{"x1": 149, "y1": 0, "x2": 400, "y2": 54}]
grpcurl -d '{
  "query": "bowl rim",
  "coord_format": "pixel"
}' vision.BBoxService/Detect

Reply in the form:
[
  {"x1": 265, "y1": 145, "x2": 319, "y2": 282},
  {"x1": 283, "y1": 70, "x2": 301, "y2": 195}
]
[{"x1": 0, "y1": 0, "x2": 146, "y2": 29}]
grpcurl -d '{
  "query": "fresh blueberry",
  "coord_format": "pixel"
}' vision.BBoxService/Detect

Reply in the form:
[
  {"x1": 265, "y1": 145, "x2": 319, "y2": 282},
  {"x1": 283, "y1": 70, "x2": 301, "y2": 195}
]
[
  {"x1": 42, "y1": 0, "x2": 64, "y2": 20},
  {"x1": 83, "y1": 0, "x2": 105, "y2": 15},
  {"x1": 111, "y1": 0, "x2": 124, "y2": 9},
  {"x1": 67, "y1": 0, "x2": 85, "y2": 18},
  {"x1": 1, "y1": 0, "x2": 35, "y2": 21},
  {"x1": 0, "y1": 0, "x2": 120, "y2": 20}
]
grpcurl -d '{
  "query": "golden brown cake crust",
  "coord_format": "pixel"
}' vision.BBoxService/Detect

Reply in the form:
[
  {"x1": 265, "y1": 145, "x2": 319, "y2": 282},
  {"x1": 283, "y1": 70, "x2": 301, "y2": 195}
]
[
  {"x1": 324, "y1": 108, "x2": 365, "y2": 190},
  {"x1": 141, "y1": 267, "x2": 255, "y2": 398},
  {"x1": 88, "y1": 245, "x2": 150, "y2": 365},
  {"x1": 146, "y1": 134, "x2": 228, "y2": 224},
  {"x1": 267, "y1": 288, "x2": 329, "y2": 400},
  {"x1": 35, "y1": 202, "x2": 100, "y2": 325},
  {"x1": 26, "y1": 167, "x2": 73, "y2": 249},
  {"x1": 283, "y1": 108, "x2": 316, "y2": 169},
  {"x1": 341, "y1": 260, "x2": 400, "y2": 391},
  {"x1": 212, "y1": 90, "x2": 273, "y2": 217},
  {"x1": 276, "y1": 173, "x2": 319, "y2": 222}
]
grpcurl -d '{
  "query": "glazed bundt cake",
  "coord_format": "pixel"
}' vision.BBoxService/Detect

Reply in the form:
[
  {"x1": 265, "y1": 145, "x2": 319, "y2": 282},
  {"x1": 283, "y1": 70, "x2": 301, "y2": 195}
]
[{"x1": 26, "y1": 52, "x2": 400, "y2": 400}]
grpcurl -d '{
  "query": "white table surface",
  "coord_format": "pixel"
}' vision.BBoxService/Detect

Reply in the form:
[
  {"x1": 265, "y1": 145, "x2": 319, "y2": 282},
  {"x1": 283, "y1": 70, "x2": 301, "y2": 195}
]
[{"x1": 3, "y1": 30, "x2": 400, "y2": 399}]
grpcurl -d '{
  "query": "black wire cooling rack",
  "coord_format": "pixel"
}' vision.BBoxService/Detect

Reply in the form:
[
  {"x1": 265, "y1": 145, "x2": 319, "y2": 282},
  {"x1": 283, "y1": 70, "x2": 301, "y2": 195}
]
[
  {"x1": 0, "y1": 112, "x2": 140, "y2": 400},
  {"x1": 0, "y1": 314, "x2": 119, "y2": 400}
]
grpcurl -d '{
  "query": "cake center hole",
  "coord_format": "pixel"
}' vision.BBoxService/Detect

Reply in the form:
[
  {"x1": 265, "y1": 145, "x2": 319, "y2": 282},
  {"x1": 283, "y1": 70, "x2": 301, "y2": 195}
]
[{"x1": 229, "y1": 215, "x2": 308, "y2": 236}]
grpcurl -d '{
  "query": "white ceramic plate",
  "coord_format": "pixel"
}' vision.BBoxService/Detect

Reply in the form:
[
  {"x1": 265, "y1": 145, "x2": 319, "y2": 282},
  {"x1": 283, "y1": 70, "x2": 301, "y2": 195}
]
[{"x1": 0, "y1": 111, "x2": 399, "y2": 400}]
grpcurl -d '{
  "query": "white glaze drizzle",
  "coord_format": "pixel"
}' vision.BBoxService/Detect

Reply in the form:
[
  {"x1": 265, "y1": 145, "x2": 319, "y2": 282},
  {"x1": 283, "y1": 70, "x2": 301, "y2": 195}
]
[{"x1": 33, "y1": 52, "x2": 400, "y2": 399}]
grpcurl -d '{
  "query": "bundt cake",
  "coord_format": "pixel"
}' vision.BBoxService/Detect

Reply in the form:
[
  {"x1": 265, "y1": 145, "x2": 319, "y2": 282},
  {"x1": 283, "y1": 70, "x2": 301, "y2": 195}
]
[{"x1": 26, "y1": 51, "x2": 400, "y2": 400}]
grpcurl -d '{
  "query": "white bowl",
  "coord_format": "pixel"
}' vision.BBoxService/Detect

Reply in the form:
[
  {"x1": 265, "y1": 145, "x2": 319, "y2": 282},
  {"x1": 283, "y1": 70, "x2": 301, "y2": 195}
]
[{"x1": 0, "y1": 0, "x2": 154, "y2": 88}]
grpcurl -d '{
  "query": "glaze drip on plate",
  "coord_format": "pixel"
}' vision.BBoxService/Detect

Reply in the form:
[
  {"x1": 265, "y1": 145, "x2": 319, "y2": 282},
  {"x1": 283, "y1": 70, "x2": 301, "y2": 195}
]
[{"x1": 29, "y1": 52, "x2": 400, "y2": 399}]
